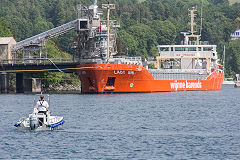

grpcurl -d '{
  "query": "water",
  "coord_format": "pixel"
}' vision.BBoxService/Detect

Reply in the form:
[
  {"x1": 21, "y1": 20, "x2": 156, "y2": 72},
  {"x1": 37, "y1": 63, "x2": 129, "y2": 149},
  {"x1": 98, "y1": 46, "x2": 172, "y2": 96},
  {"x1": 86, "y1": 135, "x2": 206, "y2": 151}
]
[{"x1": 0, "y1": 85, "x2": 240, "y2": 159}]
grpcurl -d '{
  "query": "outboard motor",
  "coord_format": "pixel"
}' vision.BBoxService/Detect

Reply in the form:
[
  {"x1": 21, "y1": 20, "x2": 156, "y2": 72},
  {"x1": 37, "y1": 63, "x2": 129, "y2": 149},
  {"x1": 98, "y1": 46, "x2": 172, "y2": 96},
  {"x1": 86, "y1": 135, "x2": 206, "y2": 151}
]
[{"x1": 30, "y1": 114, "x2": 39, "y2": 130}]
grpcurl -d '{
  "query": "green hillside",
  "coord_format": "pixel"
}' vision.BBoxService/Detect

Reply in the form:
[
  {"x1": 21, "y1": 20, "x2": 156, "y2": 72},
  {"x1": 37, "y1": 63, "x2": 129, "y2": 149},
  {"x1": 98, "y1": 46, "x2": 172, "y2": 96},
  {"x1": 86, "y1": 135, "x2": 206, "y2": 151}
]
[{"x1": 0, "y1": 0, "x2": 240, "y2": 79}]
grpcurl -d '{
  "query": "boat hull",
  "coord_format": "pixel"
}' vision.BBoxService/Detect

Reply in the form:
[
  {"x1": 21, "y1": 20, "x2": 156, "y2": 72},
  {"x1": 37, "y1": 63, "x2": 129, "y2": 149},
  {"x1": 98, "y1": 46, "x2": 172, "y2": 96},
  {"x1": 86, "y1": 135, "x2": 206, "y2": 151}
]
[
  {"x1": 77, "y1": 64, "x2": 224, "y2": 93},
  {"x1": 14, "y1": 116, "x2": 64, "y2": 131}
]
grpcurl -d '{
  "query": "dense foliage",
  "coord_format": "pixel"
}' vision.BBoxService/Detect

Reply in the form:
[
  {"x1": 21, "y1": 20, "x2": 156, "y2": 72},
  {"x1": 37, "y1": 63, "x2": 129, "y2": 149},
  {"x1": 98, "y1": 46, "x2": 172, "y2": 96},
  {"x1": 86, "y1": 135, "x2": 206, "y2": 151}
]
[
  {"x1": 0, "y1": 17, "x2": 13, "y2": 37},
  {"x1": 0, "y1": 0, "x2": 240, "y2": 79}
]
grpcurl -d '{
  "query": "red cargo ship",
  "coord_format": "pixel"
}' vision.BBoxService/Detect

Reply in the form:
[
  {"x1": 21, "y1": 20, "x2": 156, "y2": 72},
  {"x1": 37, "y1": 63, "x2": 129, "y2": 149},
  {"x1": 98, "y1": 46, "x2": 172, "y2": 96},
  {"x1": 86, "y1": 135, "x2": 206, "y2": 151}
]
[
  {"x1": 76, "y1": 2, "x2": 224, "y2": 93},
  {"x1": 77, "y1": 63, "x2": 223, "y2": 93}
]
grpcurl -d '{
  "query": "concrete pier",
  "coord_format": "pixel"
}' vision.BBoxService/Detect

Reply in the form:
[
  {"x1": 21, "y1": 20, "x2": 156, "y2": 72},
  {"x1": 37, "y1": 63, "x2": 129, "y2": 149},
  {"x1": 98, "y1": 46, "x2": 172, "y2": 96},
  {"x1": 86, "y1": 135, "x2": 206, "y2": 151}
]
[
  {"x1": 16, "y1": 73, "x2": 42, "y2": 93},
  {"x1": 1, "y1": 73, "x2": 9, "y2": 93},
  {"x1": 24, "y1": 78, "x2": 41, "y2": 92},
  {"x1": 16, "y1": 73, "x2": 24, "y2": 93}
]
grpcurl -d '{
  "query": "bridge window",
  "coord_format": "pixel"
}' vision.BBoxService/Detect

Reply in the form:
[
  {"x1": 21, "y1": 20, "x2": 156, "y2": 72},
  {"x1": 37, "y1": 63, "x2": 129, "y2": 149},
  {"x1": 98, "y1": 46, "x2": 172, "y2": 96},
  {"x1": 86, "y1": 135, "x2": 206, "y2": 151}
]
[
  {"x1": 175, "y1": 47, "x2": 182, "y2": 51},
  {"x1": 203, "y1": 47, "x2": 213, "y2": 51},
  {"x1": 160, "y1": 47, "x2": 169, "y2": 51},
  {"x1": 175, "y1": 47, "x2": 185, "y2": 51},
  {"x1": 188, "y1": 47, "x2": 196, "y2": 51},
  {"x1": 175, "y1": 47, "x2": 196, "y2": 51}
]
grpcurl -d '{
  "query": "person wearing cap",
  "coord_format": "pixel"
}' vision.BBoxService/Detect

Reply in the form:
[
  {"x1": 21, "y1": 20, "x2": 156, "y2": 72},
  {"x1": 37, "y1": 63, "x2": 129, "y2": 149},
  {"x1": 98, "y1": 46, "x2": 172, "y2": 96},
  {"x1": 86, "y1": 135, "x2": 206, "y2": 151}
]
[{"x1": 36, "y1": 94, "x2": 49, "y2": 114}]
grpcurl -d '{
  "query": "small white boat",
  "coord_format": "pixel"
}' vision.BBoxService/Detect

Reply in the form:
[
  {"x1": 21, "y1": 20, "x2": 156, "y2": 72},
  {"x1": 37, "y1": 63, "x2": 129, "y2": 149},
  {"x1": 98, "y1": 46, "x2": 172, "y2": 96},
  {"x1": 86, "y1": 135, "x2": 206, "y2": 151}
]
[{"x1": 14, "y1": 95, "x2": 64, "y2": 131}]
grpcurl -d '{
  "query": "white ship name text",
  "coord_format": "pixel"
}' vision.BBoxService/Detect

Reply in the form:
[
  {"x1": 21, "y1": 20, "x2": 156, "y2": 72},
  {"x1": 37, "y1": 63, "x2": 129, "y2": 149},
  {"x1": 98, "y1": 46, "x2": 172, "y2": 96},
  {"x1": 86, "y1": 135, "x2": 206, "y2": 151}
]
[
  {"x1": 114, "y1": 70, "x2": 125, "y2": 74},
  {"x1": 170, "y1": 81, "x2": 202, "y2": 89}
]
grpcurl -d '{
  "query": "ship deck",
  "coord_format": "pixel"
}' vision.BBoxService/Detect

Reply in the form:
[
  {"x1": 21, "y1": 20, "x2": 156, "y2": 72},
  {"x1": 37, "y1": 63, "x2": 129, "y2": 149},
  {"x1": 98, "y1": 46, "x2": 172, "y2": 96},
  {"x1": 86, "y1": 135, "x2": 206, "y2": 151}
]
[{"x1": 148, "y1": 69, "x2": 209, "y2": 80}]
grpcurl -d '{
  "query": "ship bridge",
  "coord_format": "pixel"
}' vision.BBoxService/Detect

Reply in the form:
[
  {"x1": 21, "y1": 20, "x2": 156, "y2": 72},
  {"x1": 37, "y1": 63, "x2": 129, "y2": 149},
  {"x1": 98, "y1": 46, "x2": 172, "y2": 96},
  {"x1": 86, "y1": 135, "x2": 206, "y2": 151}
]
[{"x1": 157, "y1": 45, "x2": 217, "y2": 59}]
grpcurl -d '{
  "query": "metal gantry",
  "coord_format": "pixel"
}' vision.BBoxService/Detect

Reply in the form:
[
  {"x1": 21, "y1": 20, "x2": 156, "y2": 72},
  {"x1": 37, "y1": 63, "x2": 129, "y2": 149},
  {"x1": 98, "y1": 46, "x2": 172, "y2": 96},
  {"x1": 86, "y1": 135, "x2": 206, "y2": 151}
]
[{"x1": 12, "y1": 20, "x2": 80, "y2": 52}]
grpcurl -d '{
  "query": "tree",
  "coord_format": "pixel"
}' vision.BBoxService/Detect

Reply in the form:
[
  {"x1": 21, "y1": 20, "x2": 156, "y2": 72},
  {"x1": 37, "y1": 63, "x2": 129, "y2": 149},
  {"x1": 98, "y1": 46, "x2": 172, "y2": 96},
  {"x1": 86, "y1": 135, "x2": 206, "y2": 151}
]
[
  {"x1": 225, "y1": 40, "x2": 240, "y2": 77},
  {"x1": 0, "y1": 17, "x2": 13, "y2": 37},
  {"x1": 7, "y1": 16, "x2": 33, "y2": 41},
  {"x1": 151, "y1": 20, "x2": 176, "y2": 45},
  {"x1": 127, "y1": 23, "x2": 157, "y2": 57},
  {"x1": 53, "y1": 0, "x2": 67, "y2": 26},
  {"x1": 118, "y1": 30, "x2": 138, "y2": 56},
  {"x1": 120, "y1": 12, "x2": 136, "y2": 29},
  {"x1": 149, "y1": 1, "x2": 165, "y2": 20},
  {"x1": 33, "y1": 18, "x2": 54, "y2": 35}
]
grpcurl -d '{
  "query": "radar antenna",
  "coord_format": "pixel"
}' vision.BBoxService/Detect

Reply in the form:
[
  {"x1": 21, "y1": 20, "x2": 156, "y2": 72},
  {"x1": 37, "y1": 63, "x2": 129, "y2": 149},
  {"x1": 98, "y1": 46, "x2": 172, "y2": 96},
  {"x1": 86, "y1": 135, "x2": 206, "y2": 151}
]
[{"x1": 184, "y1": 7, "x2": 201, "y2": 45}]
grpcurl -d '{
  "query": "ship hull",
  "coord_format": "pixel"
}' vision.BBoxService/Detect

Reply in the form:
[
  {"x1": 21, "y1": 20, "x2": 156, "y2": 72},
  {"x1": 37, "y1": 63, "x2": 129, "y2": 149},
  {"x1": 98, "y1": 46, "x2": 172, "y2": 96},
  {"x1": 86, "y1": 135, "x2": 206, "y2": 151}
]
[{"x1": 77, "y1": 64, "x2": 224, "y2": 93}]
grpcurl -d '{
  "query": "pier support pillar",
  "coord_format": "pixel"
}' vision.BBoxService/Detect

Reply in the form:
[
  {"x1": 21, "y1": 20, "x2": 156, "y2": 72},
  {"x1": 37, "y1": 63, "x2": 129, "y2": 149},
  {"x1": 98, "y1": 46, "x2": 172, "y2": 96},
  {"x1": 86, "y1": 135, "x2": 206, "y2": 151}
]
[
  {"x1": 1, "y1": 73, "x2": 9, "y2": 93},
  {"x1": 16, "y1": 73, "x2": 24, "y2": 93}
]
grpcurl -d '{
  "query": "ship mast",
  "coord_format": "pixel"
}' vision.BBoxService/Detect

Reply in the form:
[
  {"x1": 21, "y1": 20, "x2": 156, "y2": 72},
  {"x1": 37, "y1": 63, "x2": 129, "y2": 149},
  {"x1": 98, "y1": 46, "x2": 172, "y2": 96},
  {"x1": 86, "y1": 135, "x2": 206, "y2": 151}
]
[
  {"x1": 102, "y1": 3, "x2": 115, "y2": 63},
  {"x1": 185, "y1": 7, "x2": 201, "y2": 45}
]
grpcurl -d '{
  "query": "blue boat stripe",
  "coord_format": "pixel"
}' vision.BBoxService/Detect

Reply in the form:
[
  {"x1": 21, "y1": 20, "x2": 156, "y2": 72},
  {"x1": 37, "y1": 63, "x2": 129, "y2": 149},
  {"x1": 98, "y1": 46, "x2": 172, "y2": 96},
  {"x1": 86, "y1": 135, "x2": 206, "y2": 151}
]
[{"x1": 48, "y1": 119, "x2": 64, "y2": 128}]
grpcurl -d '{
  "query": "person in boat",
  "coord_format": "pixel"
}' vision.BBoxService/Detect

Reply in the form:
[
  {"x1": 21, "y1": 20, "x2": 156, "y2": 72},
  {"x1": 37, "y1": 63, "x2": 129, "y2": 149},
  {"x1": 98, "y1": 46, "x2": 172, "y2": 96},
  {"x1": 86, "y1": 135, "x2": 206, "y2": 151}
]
[{"x1": 36, "y1": 94, "x2": 49, "y2": 114}]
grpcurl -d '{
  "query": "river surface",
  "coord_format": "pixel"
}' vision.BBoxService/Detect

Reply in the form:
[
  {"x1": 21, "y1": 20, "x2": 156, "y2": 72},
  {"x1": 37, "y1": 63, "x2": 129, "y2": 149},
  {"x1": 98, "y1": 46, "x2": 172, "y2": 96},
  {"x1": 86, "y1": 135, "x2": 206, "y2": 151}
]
[{"x1": 0, "y1": 85, "x2": 240, "y2": 159}]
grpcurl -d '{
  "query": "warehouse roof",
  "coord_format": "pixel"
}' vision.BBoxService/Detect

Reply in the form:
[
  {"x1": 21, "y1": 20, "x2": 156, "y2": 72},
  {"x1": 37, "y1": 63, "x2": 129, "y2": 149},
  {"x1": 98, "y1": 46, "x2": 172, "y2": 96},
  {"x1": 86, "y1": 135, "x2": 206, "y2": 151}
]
[{"x1": 0, "y1": 37, "x2": 16, "y2": 45}]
